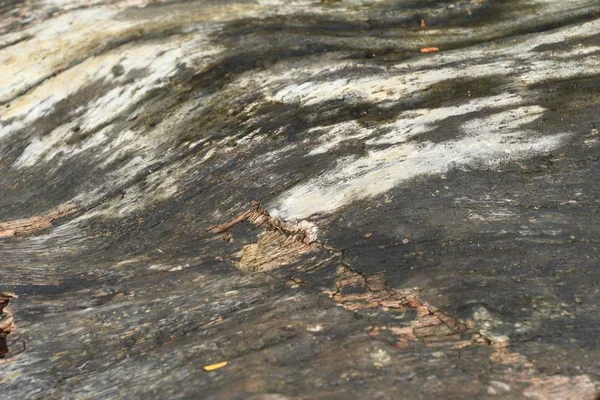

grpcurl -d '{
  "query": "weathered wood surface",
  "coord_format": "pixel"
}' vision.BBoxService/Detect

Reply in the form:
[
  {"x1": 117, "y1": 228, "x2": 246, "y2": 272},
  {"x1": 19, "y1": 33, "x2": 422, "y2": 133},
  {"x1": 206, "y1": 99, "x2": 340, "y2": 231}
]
[{"x1": 1, "y1": 0, "x2": 600, "y2": 398}]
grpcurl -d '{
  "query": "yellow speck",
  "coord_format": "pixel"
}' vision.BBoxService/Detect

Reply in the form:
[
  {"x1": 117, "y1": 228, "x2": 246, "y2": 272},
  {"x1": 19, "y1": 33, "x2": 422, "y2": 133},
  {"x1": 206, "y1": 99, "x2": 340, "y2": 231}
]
[{"x1": 203, "y1": 361, "x2": 228, "y2": 371}]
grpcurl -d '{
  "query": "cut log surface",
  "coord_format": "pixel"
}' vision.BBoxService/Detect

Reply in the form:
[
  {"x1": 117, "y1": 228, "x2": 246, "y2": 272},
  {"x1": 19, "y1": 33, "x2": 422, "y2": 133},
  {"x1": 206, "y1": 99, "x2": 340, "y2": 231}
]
[{"x1": 1, "y1": 0, "x2": 600, "y2": 398}]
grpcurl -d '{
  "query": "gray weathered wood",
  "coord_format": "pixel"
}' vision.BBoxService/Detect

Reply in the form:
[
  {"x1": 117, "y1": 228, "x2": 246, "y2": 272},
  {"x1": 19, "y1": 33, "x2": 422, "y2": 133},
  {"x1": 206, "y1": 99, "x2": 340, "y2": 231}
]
[{"x1": 1, "y1": 0, "x2": 600, "y2": 398}]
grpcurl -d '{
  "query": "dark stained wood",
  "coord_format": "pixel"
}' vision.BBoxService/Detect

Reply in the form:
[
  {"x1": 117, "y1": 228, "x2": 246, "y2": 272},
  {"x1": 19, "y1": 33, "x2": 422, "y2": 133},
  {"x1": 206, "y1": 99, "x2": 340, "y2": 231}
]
[{"x1": 1, "y1": 0, "x2": 600, "y2": 398}]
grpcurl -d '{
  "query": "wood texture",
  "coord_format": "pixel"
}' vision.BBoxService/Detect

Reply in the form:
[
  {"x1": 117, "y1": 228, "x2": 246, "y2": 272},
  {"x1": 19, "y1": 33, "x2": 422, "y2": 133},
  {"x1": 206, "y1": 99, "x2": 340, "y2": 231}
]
[{"x1": 1, "y1": 0, "x2": 600, "y2": 398}]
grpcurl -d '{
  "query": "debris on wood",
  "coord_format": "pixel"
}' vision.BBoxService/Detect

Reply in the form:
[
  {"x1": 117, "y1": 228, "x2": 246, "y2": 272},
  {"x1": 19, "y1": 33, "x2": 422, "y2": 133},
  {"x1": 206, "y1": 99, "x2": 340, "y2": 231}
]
[
  {"x1": 287, "y1": 276, "x2": 309, "y2": 288},
  {"x1": 201, "y1": 315, "x2": 224, "y2": 328},
  {"x1": 208, "y1": 202, "x2": 318, "y2": 272},
  {"x1": 327, "y1": 265, "x2": 472, "y2": 347},
  {"x1": 0, "y1": 293, "x2": 17, "y2": 333},
  {"x1": 206, "y1": 202, "x2": 262, "y2": 234},
  {"x1": 238, "y1": 230, "x2": 312, "y2": 272},
  {"x1": 204, "y1": 361, "x2": 228, "y2": 371},
  {"x1": 207, "y1": 201, "x2": 316, "y2": 245},
  {"x1": 221, "y1": 231, "x2": 234, "y2": 243},
  {"x1": 0, "y1": 293, "x2": 18, "y2": 359},
  {"x1": 420, "y1": 47, "x2": 440, "y2": 53}
]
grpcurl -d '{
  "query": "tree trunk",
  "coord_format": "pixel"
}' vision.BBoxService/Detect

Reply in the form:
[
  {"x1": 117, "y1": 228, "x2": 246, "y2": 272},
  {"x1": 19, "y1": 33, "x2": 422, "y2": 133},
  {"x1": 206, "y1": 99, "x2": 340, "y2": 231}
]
[{"x1": 1, "y1": 1, "x2": 600, "y2": 398}]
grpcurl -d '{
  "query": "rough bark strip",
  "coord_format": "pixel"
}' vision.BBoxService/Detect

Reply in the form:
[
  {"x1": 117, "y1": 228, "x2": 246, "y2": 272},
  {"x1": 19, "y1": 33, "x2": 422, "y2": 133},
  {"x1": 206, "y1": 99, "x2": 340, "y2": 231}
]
[{"x1": 0, "y1": 203, "x2": 77, "y2": 237}]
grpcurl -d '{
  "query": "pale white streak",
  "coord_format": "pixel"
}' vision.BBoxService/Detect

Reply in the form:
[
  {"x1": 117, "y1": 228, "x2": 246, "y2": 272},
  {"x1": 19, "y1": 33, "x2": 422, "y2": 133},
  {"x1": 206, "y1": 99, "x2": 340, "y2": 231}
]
[
  {"x1": 14, "y1": 123, "x2": 111, "y2": 168},
  {"x1": 267, "y1": 17, "x2": 600, "y2": 109},
  {"x1": 10, "y1": 35, "x2": 220, "y2": 168},
  {"x1": 271, "y1": 104, "x2": 568, "y2": 219},
  {"x1": 2, "y1": 34, "x2": 216, "y2": 121},
  {"x1": 520, "y1": 57, "x2": 600, "y2": 84},
  {"x1": 270, "y1": 45, "x2": 600, "y2": 108},
  {"x1": 252, "y1": 0, "x2": 354, "y2": 15},
  {"x1": 254, "y1": 0, "x2": 313, "y2": 6},
  {"x1": 368, "y1": 94, "x2": 524, "y2": 146},
  {"x1": 79, "y1": 45, "x2": 185, "y2": 131},
  {"x1": 303, "y1": 94, "x2": 523, "y2": 164},
  {"x1": 0, "y1": 40, "x2": 170, "y2": 138},
  {"x1": 106, "y1": 165, "x2": 182, "y2": 218},
  {"x1": 308, "y1": 121, "x2": 365, "y2": 155},
  {"x1": 73, "y1": 98, "x2": 214, "y2": 217},
  {"x1": 0, "y1": 7, "x2": 132, "y2": 104},
  {"x1": 40, "y1": 0, "x2": 169, "y2": 8},
  {"x1": 97, "y1": 130, "x2": 141, "y2": 168},
  {"x1": 13, "y1": 123, "x2": 76, "y2": 168},
  {"x1": 87, "y1": 144, "x2": 219, "y2": 218},
  {"x1": 554, "y1": 46, "x2": 600, "y2": 58},
  {"x1": 0, "y1": 2, "x2": 261, "y2": 139},
  {"x1": 259, "y1": 17, "x2": 600, "y2": 218},
  {"x1": 71, "y1": 155, "x2": 147, "y2": 207},
  {"x1": 270, "y1": 62, "x2": 514, "y2": 107}
]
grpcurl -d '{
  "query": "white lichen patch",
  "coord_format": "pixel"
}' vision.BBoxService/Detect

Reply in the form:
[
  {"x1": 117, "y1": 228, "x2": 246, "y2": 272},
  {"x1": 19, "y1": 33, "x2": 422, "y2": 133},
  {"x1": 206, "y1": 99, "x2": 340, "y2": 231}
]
[
  {"x1": 148, "y1": 263, "x2": 190, "y2": 272},
  {"x1": 0, "y1": 1, "x2": 269, "y2": 109},
  {"x1": 259, "y1": 16, "x2": 600, "y2": 112},
  {"x1": 307, "y1": 121, "x2": 366, "y2": 155},
  {"x1": 271, "y1": 102, "x2": 568, "y2": 219},
  {"x1": 231, "y1": 15, "x2": 600, "y2": 221},
  {"x1": 0, "y1": 7, "x2": 132, "y2": 104},
  {"x1": 269, "y1": 62, "x2": 512, "y2": 108},
  {"x1": 306, "y1": 324, "x2": 323, "y2": 332},
  {"x1": 98, "y1": 162, "x2": 184, "y2": 218},
  {"x1": 368, "y1": 94, "x2": 524, "y2": 146},
  {"x1": 3, "y1": 32, "x2": 218, "y2": 138},
  {"x1": 5, "y1": 32, "x2": 225, "y2": 219}
]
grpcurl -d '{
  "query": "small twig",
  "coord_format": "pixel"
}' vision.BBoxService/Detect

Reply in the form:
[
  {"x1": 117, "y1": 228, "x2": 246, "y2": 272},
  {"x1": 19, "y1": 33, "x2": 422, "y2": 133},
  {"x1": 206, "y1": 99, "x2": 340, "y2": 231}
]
[{"x1": 206, "y1": 201, "x2": 261, "y2": 234}]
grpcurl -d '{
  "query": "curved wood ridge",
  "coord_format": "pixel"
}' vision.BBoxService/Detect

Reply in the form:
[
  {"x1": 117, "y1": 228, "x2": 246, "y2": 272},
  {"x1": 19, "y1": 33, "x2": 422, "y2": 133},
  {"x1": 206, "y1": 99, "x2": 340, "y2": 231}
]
[{"x1": 1, "y1": 0, "x2": 600, "y2": 398}]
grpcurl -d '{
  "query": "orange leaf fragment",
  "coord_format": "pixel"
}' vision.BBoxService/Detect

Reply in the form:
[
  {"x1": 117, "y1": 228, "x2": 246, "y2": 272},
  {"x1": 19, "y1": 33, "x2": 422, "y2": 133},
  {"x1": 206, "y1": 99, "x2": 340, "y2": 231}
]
[
  {"x1": 420, "y1": 19, "x2": 426, "y2": 28},
  {"x1": 204, "y1": 361, "x2": 228, "y2": 371},
  {"x1": 420, "y1": 47, "x2": 440, "y2": 53}
]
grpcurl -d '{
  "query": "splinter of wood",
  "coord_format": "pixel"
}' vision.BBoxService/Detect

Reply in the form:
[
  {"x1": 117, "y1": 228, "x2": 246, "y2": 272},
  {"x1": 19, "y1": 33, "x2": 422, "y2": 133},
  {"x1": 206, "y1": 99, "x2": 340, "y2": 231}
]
[
  {"x1": 206, "y1": 201, "x2": 261, "y2": 234},
  {"x1": 207, "y1": 201, "x2": 315, "y2": 246}
]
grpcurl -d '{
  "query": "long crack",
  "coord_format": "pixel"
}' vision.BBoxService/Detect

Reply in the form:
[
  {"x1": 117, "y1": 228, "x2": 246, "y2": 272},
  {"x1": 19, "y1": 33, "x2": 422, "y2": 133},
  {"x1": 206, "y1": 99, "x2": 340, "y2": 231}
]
[
  {"x1": 206, "y1": 201, "x2": 574, "y2": 375},
  {"x1": 206, "y1": 201, "x2": 491, "y2": 348}
]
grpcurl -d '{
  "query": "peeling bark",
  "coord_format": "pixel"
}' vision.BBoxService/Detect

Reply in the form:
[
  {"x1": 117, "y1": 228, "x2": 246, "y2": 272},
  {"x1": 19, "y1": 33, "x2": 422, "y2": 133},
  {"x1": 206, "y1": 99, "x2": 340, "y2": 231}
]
[
  {"x1": 0, "y1": 203, "x2": 77, "y2": 237},
  {"x1": 0, "y1": 293, "x2": 17, "y2": 360}
]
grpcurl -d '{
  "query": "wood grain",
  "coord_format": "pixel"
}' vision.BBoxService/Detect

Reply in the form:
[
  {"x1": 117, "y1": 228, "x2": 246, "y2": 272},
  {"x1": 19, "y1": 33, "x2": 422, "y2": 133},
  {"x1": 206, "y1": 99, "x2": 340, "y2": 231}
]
[{"x1": 1, "y1": 0, "x2": 600, "y2": 398}]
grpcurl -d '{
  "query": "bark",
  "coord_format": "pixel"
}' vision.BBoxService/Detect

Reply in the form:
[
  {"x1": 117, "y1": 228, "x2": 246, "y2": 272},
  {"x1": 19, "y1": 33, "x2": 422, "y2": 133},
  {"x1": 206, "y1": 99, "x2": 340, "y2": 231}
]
[{"x1": 1, "y1": 0, "x2": 600, "y2": 398}]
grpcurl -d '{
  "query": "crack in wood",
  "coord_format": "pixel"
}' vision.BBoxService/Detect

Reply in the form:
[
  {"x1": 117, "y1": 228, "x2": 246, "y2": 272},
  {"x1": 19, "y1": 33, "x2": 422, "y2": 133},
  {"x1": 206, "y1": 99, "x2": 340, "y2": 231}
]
[
  {"x1": 207, "y1": 202, "x2": 493, "y2": 347},
  {"x1": 207, "y1": 201, "x2": 315, "y2": 244},
  {"x1": 206, "y1": 203, "x2": 550, "y2": 361},
  {"x1": 207, "y1": 201, "x2": 316, "y2": 272}
]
